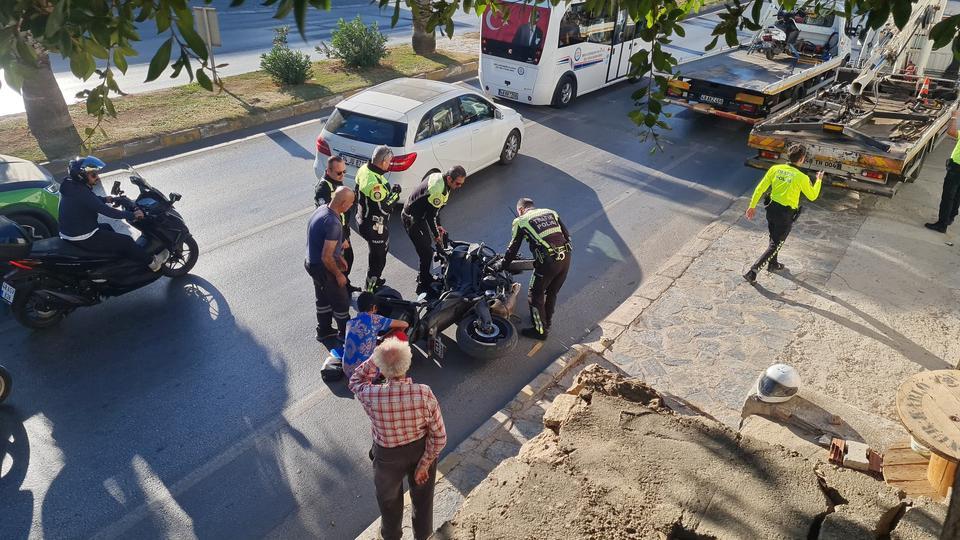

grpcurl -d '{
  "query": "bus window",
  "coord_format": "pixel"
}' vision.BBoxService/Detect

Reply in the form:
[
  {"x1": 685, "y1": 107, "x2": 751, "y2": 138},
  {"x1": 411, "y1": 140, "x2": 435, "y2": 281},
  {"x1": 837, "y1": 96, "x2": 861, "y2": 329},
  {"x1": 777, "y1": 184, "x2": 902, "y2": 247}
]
[
  {"x1": 481, "y1": 3, "x2": 552, "y2": 65},
  {"x1": 557, "y1": 4, "x2": 617, "y2": 48}
]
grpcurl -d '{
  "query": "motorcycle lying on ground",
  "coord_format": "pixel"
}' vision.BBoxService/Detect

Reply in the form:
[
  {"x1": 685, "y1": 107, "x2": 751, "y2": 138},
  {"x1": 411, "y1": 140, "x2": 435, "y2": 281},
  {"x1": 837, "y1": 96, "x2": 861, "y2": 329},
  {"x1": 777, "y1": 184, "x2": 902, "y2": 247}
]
[
  {"x1": 0, "y1": 364, "x2": 10, "y2": 403},
  {"x1": 375, "y1": 239, "x2": 533, "y2": 362},
  {"x1": 0, "y1": 167, "x2": 198, "y2": 329}
]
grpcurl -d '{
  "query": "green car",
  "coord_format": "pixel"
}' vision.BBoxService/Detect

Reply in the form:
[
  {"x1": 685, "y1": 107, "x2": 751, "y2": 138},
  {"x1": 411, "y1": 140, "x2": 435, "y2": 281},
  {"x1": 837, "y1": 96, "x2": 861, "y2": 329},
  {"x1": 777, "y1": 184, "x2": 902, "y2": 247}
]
[{"x1": 0, "y1": 154, "x2": 61, "y2": 240}]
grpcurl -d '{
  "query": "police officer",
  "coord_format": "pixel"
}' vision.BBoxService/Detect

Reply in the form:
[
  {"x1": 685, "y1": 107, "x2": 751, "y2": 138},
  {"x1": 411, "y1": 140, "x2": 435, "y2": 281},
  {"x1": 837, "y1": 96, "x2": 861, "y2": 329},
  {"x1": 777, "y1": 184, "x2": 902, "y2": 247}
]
[
  {"x1": 925, "y1": 110, "x2": 960, "y2": 233},
  {"x1": 743, "y1": 144, "x2": 823, "y2": 283},
  {"x1": 316, "y1": 155, "x2": 355, "y2": 287},
  {"x1": 355, "y1": 145, "x2": 402, "y2": 293},
  {"x1": 501, "y1": 198, "x2": 572, "y2": 341},
  {"x1": 402, "y1": 165, "x2": 467, "y2": 295}
]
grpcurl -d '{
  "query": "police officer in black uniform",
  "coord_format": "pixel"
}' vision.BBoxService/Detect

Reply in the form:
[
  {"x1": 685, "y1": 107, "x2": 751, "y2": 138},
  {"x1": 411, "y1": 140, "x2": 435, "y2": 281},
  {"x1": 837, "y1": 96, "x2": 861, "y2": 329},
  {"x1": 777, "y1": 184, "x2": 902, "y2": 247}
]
[
  {"x1": 315, "y1": 155, "x2": 355, "y2": 287},
  {"x1": 501, "y1": 198, "x2": 572, "y2": 340},
  {"x1": 401, "y1": 165, "x2": 466, "y2": 295}
]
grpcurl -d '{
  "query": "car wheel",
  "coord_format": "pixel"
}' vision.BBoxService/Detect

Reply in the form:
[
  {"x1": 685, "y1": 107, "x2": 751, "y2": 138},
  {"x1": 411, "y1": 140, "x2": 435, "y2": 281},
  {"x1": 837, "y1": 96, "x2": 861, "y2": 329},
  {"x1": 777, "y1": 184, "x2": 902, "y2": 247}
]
[
  {"x1": 8, "y1": 214, "x2": 52, "y2": 240},
  {"x1": 499, "y1": 130, "x2": 521, "y2": 165},
  {"x1": 551, "y1": 76, "x2": 576, "y2": 108}
]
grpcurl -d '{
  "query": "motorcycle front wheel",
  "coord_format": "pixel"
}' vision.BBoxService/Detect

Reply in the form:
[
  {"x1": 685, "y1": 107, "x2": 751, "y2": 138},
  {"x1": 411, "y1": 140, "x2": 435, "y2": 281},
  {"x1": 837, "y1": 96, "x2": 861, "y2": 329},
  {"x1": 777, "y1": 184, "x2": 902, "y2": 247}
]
[
  {"x1": 161, "y1": 235, "x2": 199, "y2": 278},
  {"x1": 456, "y1": 313, "x2": 518, "y2": 360},
  {"x1": 0, "y1": 365, "x2": 11, "y2": 403},
  {"x1": 11, "y1": 283, "x2": 67, "y2": 329}
]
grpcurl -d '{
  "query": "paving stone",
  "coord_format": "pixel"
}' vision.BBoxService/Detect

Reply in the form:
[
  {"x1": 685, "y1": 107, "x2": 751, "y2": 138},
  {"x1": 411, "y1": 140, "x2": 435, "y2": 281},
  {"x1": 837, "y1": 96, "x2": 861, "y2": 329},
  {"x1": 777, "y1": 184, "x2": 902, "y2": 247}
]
[
  {"x1": 635, "y1": 275, "x2": 675, "y2": 301},
  {"x1": 605, "y1": 296, "x2": 651, "y2": 326}
]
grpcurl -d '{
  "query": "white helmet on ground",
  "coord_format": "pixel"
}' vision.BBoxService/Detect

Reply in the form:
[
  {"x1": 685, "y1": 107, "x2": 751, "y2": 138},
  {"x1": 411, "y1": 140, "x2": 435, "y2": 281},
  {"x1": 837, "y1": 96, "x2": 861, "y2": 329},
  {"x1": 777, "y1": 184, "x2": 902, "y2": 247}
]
[{"x1": 757, "y1": 363, "x2": 801, "y2": 403}]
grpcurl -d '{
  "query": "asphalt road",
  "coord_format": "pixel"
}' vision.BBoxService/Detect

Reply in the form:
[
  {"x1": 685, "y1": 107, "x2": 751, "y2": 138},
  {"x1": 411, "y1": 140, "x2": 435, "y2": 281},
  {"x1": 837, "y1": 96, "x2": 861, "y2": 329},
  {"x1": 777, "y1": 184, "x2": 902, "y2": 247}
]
[{"x1": 0, "y1": 8, "x2": 764, "y2": 540}]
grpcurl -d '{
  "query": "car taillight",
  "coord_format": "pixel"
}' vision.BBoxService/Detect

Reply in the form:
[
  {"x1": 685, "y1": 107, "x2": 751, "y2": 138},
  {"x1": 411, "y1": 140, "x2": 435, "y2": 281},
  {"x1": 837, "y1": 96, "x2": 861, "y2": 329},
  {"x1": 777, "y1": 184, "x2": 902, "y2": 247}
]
[
  {"x1": 389, "y1": 153, "x2": 417, "y2": 172},
  {"x1": 862, "y1": 170, "x2": 885, "y2": 180},
  {"x1": 760, "y1": 150, "x2": 780, "y2": 160},
  {"x1": 316, "y1": 135, "x2": 331, "y2": 156}
]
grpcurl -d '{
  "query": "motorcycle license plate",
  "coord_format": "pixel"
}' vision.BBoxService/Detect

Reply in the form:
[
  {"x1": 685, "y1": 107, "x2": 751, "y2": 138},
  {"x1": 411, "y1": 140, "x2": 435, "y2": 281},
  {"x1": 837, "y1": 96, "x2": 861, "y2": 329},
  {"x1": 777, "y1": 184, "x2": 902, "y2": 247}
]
[
  {"x1": 1, "y1": 282, "x2": 15, "y2": 304},
  {"x1": 429, "y1": 336, "x2": 446, "y2": 359}
]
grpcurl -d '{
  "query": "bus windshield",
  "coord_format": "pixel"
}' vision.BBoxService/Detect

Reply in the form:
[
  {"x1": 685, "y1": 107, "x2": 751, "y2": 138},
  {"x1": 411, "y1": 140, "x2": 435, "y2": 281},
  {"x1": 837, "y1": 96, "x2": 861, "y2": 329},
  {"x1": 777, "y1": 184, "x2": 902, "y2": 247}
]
[{"x1": 481, "y1": 3, "x2": 552, "y2": 65}]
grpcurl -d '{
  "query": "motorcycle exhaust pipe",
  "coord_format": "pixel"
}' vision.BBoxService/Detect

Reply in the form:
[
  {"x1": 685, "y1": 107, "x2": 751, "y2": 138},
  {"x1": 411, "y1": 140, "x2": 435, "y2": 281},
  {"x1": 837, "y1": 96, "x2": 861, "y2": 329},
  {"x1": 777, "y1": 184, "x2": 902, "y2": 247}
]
[{"x1": 35, "y1": 289, "x2": 95, "y2": 306}]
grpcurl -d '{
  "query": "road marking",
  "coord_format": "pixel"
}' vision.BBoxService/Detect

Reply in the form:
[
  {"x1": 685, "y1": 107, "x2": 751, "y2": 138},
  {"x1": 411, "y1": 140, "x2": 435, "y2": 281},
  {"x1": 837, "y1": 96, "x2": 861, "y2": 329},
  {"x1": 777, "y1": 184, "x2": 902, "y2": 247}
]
[
  {"x1": 102, "y1": 116, "x2": 329, "y2": 174},
  {"x1": 91, "y1": 380, "x2": 336, "y2": 540},
  {"x1": 203, "y1": 206, "x2": 316, "y2": 254}
]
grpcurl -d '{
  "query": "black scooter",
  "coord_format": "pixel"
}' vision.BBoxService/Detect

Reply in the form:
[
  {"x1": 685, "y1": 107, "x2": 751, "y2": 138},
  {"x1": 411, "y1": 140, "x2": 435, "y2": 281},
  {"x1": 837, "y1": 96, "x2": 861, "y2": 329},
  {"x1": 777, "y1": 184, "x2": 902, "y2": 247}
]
[
  {"x1": 0, "y1": 167, "x2": 198, "y2": 329},
  {"x1": 375, "y1": 239, "x2": 532, "y2": 362}
]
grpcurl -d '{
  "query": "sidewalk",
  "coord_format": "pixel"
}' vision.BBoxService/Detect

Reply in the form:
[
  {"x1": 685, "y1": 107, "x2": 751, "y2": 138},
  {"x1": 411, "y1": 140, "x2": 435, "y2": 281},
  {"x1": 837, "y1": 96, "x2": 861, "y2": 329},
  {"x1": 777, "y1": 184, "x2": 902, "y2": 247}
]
[{"x1": 356, "y1": 143, "x2": 960, "y2": 538}]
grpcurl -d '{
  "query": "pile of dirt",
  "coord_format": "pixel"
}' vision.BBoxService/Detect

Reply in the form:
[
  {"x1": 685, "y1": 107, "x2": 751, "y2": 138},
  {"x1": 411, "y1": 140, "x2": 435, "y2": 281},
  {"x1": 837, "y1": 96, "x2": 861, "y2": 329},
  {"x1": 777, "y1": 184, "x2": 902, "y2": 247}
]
[{"x1": 434, "y1": 365, "x2": 945, "y2": 539}]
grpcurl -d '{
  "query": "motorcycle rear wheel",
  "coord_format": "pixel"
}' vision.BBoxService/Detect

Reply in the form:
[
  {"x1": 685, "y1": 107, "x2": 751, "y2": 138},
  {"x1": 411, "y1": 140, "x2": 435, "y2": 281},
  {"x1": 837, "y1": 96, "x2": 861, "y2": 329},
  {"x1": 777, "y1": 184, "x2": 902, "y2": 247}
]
[
  {"x1": 161, "y1": 235, "x2": 199, "y2": 278},
  {"x1": 11, "y1": 283, "x2": 66, "y2": 329},
  {"x1": 456, "y1": 313, "x2": 518, "y2": 360},
  {"x1": 0, "y1": 365, "x2": 11, "y2": 403}
]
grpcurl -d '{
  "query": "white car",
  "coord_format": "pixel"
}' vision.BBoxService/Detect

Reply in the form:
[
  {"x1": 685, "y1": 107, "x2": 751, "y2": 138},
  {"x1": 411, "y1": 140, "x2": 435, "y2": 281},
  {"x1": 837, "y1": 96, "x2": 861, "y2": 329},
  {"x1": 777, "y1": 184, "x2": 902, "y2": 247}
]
[{"x1": 313, "y1": 78, "x2": 524, "y2": 193}]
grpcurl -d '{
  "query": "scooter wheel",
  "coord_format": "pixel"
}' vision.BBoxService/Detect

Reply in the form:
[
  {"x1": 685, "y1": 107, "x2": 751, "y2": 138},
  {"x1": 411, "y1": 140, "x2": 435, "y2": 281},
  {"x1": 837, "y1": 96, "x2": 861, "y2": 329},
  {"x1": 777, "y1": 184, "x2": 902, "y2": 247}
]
[
  {"x1": 456, "y1": 313, "x2": 518, "y2": 360},
  {"x1": 0, "y1": 365, "x2": 11, "y2": 403},
  {"x1": 161, "y1": 235, "x2": 199, "y2": 278},
  {"x1": 764, "y1": 48, "x2": 776, "y2": 61},
  {"x1": 11, "y1": 282, "x2": 66, "y2": 329}
]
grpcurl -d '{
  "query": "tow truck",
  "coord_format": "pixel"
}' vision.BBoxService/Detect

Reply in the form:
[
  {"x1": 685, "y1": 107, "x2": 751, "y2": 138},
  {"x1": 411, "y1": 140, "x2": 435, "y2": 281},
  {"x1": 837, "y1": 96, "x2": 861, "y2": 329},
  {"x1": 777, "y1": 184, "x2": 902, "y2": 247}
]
[
  {"x1": 746, "y1": 0, "x2": 957, "y2": 196},
  {"x1": 665, "y1": 1, "x2": 853, "y2": 123}
]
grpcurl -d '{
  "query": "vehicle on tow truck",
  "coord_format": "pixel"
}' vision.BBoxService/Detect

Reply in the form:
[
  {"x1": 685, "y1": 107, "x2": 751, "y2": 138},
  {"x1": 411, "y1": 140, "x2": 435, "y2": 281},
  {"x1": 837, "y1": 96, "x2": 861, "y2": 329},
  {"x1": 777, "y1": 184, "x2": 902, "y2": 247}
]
[{"x1": 746, "y1": 0, "x2": 956, "y2": 196}]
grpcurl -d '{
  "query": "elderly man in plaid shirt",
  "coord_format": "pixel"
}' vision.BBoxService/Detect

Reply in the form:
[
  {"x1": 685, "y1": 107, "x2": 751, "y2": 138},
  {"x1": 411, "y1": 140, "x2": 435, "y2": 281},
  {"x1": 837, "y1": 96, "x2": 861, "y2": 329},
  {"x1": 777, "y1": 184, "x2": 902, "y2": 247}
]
[{"x1": 349, "y1": 337, "x2": 447, "y2": 540}]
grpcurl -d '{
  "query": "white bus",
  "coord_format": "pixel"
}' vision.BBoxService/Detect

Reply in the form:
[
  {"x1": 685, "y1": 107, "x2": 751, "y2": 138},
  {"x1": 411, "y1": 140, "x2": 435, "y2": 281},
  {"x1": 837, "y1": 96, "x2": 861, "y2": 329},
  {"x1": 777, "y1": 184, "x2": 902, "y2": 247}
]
[{"x1": 479, "y1": 0, "x2": 650, "y2": 107}]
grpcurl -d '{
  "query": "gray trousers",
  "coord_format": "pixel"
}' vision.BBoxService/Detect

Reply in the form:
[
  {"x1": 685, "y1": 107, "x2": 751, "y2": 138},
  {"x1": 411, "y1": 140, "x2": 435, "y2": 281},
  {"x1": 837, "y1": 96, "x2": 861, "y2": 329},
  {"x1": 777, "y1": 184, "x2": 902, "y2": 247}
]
[{"x1": 372, "y1": 437, "x2": 437, "y2": 540}]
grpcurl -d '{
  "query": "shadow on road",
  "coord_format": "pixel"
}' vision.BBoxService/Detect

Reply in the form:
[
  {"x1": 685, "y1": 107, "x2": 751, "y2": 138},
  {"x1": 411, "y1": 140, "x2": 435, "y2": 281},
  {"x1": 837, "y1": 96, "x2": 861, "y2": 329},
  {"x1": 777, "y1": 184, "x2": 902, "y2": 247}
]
[
  {"x1": 0, "y1": 275, "x2": 305, "y2": 537},
  {"x1": 0, "y1": 407, "x2": 32, "y2": 540}
]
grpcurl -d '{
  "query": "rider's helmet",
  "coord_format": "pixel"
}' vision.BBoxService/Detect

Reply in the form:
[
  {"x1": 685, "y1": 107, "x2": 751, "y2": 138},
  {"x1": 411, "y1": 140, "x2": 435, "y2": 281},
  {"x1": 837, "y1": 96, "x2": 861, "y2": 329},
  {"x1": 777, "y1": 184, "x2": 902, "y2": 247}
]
[
  {"x1": 68, "y1": 155, "x2": 106, "y2": 182},
  {"x1": 757, "y1": 363, "x2": 801, "y2": 403}
]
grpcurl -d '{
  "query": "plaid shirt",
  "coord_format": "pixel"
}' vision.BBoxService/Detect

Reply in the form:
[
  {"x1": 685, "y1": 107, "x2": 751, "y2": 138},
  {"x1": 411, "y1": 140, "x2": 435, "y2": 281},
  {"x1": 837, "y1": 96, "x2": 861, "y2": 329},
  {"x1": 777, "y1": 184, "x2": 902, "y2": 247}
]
[{"x1": 349, "y1": 359, "x2": 447, "y2": 469}]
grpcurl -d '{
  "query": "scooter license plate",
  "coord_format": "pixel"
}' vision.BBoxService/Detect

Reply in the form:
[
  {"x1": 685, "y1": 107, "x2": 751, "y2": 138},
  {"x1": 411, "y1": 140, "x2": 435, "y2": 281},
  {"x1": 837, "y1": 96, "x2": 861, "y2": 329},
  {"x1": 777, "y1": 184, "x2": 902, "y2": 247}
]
[
  {"x1": 429, "y1": 336, "x2": 446, "y2": 359},
  {"x1": 1, "y1": 282, "x2": 15, "y2": 304}
]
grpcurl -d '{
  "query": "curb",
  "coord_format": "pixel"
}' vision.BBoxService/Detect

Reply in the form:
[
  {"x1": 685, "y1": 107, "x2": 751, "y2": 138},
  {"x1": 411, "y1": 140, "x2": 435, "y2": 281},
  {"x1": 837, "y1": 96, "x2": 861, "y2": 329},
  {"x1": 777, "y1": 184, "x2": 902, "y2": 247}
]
[{"x1": 45, "y1": 60, "x2": 479, "y2": 168}]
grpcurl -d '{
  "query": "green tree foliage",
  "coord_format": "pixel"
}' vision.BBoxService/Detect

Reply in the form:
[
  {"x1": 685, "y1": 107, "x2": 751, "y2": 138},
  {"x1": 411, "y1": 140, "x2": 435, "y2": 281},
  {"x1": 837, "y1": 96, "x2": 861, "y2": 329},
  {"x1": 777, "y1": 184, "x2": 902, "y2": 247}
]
[
  {"x1": 261, "y1": 26, "x2": 314, "y2": 85},
  {"x1": 0, "y1": 0, "x2": 955, "y2": 150},
  {"x1": 318, "y1": 16, "x2": 389, "y2": 68}
]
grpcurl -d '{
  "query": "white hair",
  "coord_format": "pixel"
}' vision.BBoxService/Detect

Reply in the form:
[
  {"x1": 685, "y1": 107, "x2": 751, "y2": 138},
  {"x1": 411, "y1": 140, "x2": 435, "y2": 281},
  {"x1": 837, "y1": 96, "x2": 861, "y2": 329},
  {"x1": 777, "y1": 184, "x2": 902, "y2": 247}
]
[
  {"x1": 372, "y1": 337, "x2": 412, "y2": 379},
  {"x1": 371, "y1": 145, "x2": 394, "y2": 166}
]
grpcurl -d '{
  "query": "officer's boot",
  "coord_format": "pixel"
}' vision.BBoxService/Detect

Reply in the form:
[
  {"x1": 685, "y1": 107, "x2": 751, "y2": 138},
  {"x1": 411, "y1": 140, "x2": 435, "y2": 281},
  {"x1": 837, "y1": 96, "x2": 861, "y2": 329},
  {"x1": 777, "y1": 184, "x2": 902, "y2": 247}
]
[
  {"x1": 521, "y1": 306, "x2": 548, "y2": 340},
  {"x1": 365, "y1": 276, "x2": 385, "y2": 293}
]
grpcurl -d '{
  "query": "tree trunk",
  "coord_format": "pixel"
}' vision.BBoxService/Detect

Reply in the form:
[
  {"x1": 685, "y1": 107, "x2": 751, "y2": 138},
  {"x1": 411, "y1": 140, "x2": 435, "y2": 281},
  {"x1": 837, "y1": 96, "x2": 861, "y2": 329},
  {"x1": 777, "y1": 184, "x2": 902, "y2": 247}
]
[
  {"x1": 21, "y1": 50, "x2": 83, "y2": 160},
  {"x1": 411, "y1": 0, "x2": 436, "y2": 55}
]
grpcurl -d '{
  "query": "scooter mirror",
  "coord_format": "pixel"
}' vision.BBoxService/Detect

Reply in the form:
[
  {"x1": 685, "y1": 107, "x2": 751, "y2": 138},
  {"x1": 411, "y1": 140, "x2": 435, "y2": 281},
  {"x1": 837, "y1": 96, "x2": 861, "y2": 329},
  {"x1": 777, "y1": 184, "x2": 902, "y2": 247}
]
[{"x1": 111, "y1": 181, "x2": 121, "y2": 196}]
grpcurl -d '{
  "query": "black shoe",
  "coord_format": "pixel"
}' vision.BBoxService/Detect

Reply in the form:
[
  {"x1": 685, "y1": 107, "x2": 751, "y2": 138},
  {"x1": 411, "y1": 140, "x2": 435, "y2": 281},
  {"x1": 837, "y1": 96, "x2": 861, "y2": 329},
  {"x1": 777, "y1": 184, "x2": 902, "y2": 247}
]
[
  {"x1": 521, "y1": 327, "x2": 547, "y2": 340},
  {"x1": 347, "y1": 283, "x2": 362, "y2": 294},
  {"x1": 767, "y1": 262, "x2": 786, "y2": 272},
  {"x1": 925, "y1": 222, "x2": 947, "y2": 233},
  {"x1": 316, "y1": 328, "x2": 339, "y2": 342},
  {"x1": 743, "y1": 269, "x2": 757, "y2": 283}
]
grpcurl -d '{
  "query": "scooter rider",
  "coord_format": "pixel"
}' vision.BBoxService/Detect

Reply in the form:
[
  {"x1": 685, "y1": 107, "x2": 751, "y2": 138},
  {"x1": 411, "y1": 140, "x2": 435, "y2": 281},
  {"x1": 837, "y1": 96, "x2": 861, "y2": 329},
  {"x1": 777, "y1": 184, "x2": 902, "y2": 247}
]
[
  {"x1": 355, "y1": 145, "x2": 401, "y2": 293},
  {"x1": 401, "y1": 166, "x2": 466, "y2": 295},
  {"x1": 316, "y1": 155, "x2": 356, "y2": 288},
  {"x1": 59, "y1": 156, "x2": 168, "y2": 272},
  {"x1": 501, "y1": 198, "x2": 572, "y2": 341}
]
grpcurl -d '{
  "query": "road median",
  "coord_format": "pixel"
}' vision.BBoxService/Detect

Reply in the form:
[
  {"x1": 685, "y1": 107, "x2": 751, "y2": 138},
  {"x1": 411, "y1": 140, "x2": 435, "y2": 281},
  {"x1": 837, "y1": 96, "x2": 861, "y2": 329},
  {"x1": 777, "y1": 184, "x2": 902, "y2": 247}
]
[{"x1": 0, "y1": 45, "x2": 476, "y2": 166}]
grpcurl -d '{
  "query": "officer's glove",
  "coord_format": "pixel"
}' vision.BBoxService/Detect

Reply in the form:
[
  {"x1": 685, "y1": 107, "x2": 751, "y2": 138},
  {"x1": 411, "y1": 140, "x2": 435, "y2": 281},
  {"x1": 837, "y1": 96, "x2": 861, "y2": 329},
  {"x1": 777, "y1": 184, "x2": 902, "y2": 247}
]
[{"x1": 391, "y1": 184, "x2": 402, "y2": 194}]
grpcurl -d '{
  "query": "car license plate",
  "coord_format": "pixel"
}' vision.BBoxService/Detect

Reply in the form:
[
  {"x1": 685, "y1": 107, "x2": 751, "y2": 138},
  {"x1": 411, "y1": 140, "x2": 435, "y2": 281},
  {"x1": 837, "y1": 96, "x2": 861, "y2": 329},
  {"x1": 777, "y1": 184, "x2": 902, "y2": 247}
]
[
  {"x1": 1, "y1": 282, "x2": 15, "y2": 304},
  {"x1": 699, "y1": 94, "x2": 724, "y2": 105},
  {"x1": 498, "y1": 89, "x2": 519, "y2": 100},
  {"x1": 340, "y1": 154, "x2": 367, "y2": 168}
]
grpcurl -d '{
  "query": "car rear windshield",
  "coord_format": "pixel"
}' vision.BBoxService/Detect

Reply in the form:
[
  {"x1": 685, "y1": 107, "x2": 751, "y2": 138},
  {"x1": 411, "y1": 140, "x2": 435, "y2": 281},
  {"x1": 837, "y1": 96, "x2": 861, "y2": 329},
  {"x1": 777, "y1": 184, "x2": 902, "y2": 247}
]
[
  {"x1": 325, "y1": 108, "x2": 406, "y2": 147},
  {"x1": 481, "y1": 2, "x2": 551, "y2": 65}
]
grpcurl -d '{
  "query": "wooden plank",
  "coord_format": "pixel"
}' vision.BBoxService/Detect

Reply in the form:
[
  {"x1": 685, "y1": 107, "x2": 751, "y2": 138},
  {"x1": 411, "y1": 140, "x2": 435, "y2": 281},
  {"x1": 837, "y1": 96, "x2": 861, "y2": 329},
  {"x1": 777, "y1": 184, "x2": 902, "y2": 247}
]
[{"x1": 884, "y1": 463, "x2": 931, "y2": 482}]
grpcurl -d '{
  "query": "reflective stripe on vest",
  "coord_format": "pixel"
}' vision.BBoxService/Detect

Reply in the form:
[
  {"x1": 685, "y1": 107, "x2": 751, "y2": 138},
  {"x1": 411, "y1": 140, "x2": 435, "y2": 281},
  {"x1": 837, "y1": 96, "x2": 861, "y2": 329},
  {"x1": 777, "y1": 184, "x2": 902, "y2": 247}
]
[
  {"x1": 426, "y1": 173, "x2": 449, "y2": 209},
  {"x1": 512, "y1": 208, "x2": 563, "y2": 250}
]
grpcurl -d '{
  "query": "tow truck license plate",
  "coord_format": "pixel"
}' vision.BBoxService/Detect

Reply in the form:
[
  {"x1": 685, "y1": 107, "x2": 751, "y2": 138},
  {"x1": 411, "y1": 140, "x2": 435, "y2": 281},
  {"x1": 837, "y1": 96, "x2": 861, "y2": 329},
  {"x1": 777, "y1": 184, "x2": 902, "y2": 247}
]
[
  {"x1": 1, "y1": 282, "x2": 15, "y2": 304},
  {"x1": 498, "y1": 89, "x2": 519, "y2": 100},
  {"x1": 698, "y1": 94, "x2": 724, "y2": 105}
]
